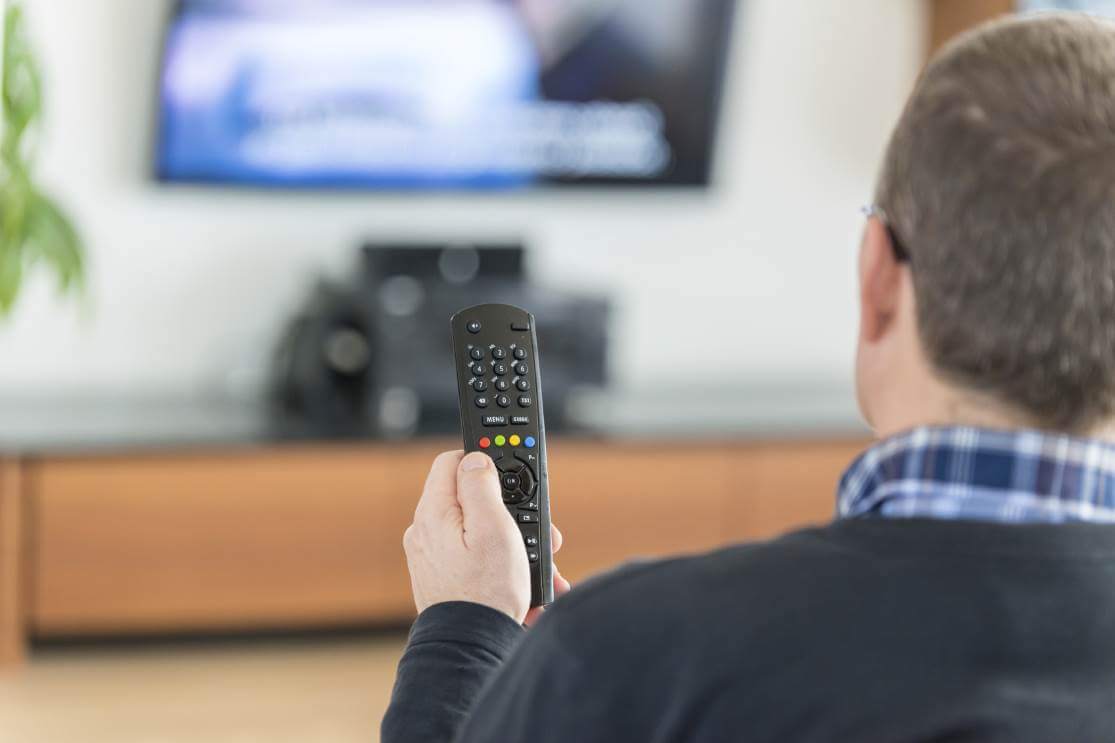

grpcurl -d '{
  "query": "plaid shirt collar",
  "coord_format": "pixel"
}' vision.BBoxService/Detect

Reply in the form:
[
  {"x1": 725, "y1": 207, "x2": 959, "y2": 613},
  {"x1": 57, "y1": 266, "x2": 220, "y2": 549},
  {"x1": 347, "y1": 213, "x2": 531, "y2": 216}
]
[{"x1": 837, "y1": 426, "x2": 1115, "y2": 524}]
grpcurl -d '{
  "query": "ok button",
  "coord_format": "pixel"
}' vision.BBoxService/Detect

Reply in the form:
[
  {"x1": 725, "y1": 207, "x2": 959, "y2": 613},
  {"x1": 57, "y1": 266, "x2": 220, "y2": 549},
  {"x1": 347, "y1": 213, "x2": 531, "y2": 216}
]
[{"x1": 501, "y1": 472, "x2": 522, "y2": 492}]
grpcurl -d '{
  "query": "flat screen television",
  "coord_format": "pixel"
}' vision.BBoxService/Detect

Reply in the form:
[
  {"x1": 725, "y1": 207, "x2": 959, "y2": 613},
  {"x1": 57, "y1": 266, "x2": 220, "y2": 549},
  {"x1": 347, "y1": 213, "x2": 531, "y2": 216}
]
[{"x1": 155, "y1": 0, "x2": 737, "y2": 189}]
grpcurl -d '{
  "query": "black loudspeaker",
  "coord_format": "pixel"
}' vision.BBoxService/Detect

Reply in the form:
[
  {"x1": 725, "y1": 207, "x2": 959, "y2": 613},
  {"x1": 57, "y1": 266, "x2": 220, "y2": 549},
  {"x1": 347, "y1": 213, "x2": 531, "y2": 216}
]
[{"x1": 270, "y1": 243, "x2": 609, "y2": 438}]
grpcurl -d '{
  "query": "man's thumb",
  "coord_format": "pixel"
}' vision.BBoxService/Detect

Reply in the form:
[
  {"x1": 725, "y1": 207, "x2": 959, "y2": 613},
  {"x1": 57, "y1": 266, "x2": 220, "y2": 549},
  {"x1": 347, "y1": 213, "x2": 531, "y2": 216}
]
[{"x1": 457, "y1": 452, "x2": 509, "y2": 535}]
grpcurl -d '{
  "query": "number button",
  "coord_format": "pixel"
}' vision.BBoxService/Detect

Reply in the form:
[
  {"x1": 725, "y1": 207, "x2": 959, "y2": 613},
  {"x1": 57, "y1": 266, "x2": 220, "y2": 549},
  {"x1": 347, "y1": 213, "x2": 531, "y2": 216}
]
[
  {"x1": 469, "y1": 348, "x2": 484, "y2": 361},
  {"x1": 496, "y1": 395, "x2": 511, "y2": 408},
  {"x1": 514, "y1": 363, "x2": 529, "y2": 375},
  {"x1": 470, "y1": 363, "x2": 485, "y2": 376},
  {"x1": 493, "y1": 363, "x2": 509, "y2": 376},
  {"x1": 492, "y1": 347, "x2": 507, "y2": 360},
  {"x1": 495, "y1": 379, "x2": 510, "y2": 392},
  {"x1": 513, "y1": 347, "x2": 527, "y2": 360},
  {"x1": 472, "y1": 379, "x2": 488, "y2": 392},
  {"x1": 516, "y1": 378, "x2": 529, "y2": 391}
]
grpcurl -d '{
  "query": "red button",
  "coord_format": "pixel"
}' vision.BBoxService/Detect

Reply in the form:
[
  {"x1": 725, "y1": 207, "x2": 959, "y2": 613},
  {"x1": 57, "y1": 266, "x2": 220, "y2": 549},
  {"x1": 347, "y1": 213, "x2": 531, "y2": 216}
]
[{"x1": 478, "y1": 437, "x2": 491, "y2": 449}]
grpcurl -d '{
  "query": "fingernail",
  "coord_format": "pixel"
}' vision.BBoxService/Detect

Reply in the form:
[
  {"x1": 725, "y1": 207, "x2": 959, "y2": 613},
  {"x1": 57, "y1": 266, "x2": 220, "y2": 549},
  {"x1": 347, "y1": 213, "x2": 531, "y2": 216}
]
[{"x1": 461, "y1": 452, "x2": 490, "y2": 472}]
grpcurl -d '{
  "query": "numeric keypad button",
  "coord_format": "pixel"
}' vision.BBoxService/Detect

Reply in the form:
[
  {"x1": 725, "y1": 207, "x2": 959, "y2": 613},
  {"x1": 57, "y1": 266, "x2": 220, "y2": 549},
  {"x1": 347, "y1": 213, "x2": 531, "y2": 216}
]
[
  {"x1": 493, "y1": 363, "x2": 509, "y2": 376},
  {"x1": 513, "y1": 347, "x2": 527, "y2": 360},
  {"x1": 496, "y1": 395, "x2": 511, "y2": 408},
  {"x1": 514, "y1": 363, "x2": 529, "y2": 375},
  {"x1": 470, "y1": 363, "x2": 485, "y2": 376},
  {"x1": 492, "y1": 347, "x2": 507, "y2": 360},
  {"x1": 469, "y1": 348, "x2": 484, "y2": 361},
  {"x1": 472, "y1": 379, "x2": 488, "y2": 392},
  {"x1": 516, "y1": 378, "x2": 530, "y2": 391}
]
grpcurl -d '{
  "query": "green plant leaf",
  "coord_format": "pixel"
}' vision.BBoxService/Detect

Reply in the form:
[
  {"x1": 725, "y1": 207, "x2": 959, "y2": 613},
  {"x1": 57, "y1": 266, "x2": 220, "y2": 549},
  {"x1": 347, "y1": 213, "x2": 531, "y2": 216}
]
[
  {"x1": 0, "y1": 1, "x2": 86, "y2": 317},
  {"x1": 3, "y1": 4, "x2": 42, "y2": 155},
  {"x1": 26, "y1": 190, "x2": 84, "y2": 292},
  {"x1": 0, "y1": 237, "x2": 24, "y2": 313}
]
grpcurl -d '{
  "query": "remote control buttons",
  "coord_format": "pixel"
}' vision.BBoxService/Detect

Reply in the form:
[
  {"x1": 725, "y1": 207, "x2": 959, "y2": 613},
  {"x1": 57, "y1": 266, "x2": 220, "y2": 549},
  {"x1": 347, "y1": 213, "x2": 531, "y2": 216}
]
[
  {"x1": 494, "y1": 435, "x2": 507, "y2": 447},
  {"x1": 511, "y1": 321, "x2": 530, "y2": 331},
  {"x1": 508, "y1": 434, "x2": 521, "y2": 447},
  {"x1": 514, "y1": 362, "x2": 529, "y2": 375},
  {"x1": 518, "y1": 512, "x2": 538, "y2": 523},
  {"x1": 494, "y1": 379, "x2": 510, "y2": 392},
  {"x1": 472, "y1": 379, "x2": 488, "y2": 392},
  {"x1": 510, "y1": 416, "x2": 530, "y2": 426},
  {"x1": 470, "y1": 363, "x2": 485, "y2": 376},
  {"x1": 493, "y1": 362, "x2": 508, "y2": 376},
  {"x1": 469, "y1": 347, "x2": 484, "y2": 361},
  {"x1": 513, "y1": 347, "x2": 527, "y2": 360},
  {"x1": 498, "y1": 457, "x2": 536, "y2": 503},
  {"x1": 513, "y1": 456, "x2": 537, "y2": 493},
  {"x1": 525, "y1": 436, "x2": 536, "y2": 448},
  {"x1": 516, "y1": 378, "x2": 530, "y2": 391},
  {"x1": 483, "y1": 415, "x2": 508, "y2": 426},
  {"x1": 492, "y1": 347, "x2": 507, "y2": 360},
  {"x1": 478, "y1": 437, "x2": 491, "y2": 449},
  {"x1": 467, "y1": 321, "x2": 481, "y2": 334},
  {"x1": 496, "y1": 395, "x2": 511, "y2": 408},
  {"x1": 475, "y1": 396, "x2": 489, "y2": 408},
  {"x1": 527, "y1": 550, "x2": 539, "y2": 562},
  {"x1": 524, "y1": 534, "x2": 538, "y2": 547},
  {"x1": 518, "y1": 396, "x2": 533, "y2": 408}
]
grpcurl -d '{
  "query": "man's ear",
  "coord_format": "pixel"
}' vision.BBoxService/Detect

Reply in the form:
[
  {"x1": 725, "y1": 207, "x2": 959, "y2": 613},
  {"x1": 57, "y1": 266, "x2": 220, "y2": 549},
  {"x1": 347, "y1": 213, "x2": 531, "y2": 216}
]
[{"x1": 859, "y1": 217, "x2": 903, "y2": 344}]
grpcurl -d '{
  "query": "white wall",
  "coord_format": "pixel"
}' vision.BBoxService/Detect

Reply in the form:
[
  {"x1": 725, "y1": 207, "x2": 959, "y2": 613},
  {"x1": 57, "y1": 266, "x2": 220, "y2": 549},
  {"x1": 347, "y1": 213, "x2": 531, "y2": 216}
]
[{"x1": 0, "y1": 0, "x2": 924, "y2": 399}]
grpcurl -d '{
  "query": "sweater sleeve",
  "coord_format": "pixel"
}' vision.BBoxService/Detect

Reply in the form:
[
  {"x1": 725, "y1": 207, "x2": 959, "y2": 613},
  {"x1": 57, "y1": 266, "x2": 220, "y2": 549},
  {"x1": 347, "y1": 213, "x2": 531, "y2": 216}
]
[{"x1": 380, "y1": 601, "x2": 524, "y2": 743}]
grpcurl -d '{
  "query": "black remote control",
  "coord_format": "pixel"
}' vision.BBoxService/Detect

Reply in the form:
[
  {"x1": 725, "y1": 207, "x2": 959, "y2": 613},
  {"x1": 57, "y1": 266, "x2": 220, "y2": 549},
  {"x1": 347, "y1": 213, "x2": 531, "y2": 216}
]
[{"x1": 450, "y1": 303, "x2": 553, "y2": 607}]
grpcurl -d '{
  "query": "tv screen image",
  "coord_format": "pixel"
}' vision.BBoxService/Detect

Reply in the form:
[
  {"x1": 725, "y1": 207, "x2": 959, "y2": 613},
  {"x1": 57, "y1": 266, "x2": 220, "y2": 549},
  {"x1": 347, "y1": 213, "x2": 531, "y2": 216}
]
[{"x1": 155, "y1": 0, "x2": 736, "y2": 189}]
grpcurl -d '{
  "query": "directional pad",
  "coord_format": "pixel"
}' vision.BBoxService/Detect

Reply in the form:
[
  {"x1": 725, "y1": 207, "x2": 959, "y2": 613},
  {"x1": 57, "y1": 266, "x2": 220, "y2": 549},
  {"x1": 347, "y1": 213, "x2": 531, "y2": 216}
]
[{"x1": 498, "y1": 458, "x2": 536, "y2": 504}]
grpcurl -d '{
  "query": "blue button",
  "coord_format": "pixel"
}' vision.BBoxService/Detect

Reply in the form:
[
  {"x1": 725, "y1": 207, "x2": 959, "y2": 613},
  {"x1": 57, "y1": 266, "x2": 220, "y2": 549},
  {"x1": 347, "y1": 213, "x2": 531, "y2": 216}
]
[{"x1": 524, "y1": 436, "x2": 536, "y2": 448}]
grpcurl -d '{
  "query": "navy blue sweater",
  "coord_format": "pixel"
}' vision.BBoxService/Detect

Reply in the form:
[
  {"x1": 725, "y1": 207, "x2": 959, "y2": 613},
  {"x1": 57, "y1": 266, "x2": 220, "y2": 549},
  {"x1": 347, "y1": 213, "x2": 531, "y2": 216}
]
[{"x1": 383, "y1": 518, "x2": 1115, "y2": 742}]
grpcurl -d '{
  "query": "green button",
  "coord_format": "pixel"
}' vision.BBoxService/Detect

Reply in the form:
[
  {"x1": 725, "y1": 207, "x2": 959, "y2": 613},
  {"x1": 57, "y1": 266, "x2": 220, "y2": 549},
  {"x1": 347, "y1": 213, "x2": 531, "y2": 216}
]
[{"x1": 494, "y1": 435, "x2": 507, "y2": 447}]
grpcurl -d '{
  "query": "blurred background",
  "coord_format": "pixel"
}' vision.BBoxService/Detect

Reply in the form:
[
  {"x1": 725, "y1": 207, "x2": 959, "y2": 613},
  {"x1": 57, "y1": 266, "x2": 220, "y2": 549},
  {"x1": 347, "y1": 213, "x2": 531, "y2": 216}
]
[{"x1": 0, "y1": 0, "x2": 1092, "y2": 741}]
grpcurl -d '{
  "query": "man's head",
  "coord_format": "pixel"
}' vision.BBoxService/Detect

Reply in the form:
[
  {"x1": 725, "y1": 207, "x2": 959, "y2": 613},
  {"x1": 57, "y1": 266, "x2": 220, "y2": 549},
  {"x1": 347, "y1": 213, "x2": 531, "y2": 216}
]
[{"x1": 856, "y1": 13, "x2": 1115, "y2": 437}]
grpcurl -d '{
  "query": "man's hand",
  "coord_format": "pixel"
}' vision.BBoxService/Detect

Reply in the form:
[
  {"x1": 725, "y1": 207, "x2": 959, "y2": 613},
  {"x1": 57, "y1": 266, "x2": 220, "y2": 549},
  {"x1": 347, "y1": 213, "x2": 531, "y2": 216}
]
[{"x1": 404, "y1": 450, "x2": 570, "y2": 625}]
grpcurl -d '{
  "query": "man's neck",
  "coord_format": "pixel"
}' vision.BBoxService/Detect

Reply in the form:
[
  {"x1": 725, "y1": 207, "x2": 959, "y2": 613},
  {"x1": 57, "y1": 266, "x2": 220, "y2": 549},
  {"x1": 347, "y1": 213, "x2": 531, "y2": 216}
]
[{"x1": 873, "y1": 386, "x2": 1115, "y2": 444}]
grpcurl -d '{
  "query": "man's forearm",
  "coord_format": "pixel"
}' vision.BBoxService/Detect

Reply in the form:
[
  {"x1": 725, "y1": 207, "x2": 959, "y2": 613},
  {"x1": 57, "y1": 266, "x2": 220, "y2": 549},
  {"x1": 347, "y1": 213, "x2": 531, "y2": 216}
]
[{"x1": 381, "y1": 602, "x2": 524, "y2": 743}]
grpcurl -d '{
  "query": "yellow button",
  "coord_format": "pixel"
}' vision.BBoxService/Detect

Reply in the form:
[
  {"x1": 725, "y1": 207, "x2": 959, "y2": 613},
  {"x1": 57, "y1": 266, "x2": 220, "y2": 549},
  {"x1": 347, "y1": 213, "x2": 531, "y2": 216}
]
[
  {"x1": 509, "y1": 434, "x2": 521, "y2": 447},
  {"x1": 494, "y1": 435, "x2": 507, "y2": 447}
]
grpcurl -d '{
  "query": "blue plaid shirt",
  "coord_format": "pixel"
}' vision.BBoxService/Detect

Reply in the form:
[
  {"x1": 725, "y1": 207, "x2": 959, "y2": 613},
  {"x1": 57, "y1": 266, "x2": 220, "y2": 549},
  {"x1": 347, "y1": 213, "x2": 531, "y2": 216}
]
[{"x1": 838, "y1": 426, "x2": 1115, "y2": 524}]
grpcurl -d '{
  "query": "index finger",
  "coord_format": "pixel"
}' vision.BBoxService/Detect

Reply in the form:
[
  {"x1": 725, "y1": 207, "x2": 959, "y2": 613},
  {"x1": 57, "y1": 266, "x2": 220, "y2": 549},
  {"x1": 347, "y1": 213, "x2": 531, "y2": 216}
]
[{"x1": 415, "y1": 450, "x2": 466, "y2": 522}]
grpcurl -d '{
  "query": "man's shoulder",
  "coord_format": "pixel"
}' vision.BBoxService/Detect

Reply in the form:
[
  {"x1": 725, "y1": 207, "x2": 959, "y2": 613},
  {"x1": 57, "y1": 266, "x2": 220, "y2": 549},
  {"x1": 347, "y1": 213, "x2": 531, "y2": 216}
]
[{"x1": 539, "y1": 520, "x2": 884, "y2": 651}]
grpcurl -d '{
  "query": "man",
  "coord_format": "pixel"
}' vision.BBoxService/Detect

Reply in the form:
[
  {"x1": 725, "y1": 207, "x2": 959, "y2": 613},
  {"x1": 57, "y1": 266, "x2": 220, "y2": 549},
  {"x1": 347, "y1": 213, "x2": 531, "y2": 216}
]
[{"x1": 384, "y1": 13, "x2": 1115, "y2": 742}]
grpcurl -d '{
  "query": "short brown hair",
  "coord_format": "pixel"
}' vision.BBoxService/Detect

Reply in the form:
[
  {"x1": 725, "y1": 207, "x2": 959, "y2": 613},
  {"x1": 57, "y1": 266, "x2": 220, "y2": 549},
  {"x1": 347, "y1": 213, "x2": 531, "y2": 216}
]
[{"x1": 877, "y1": 13, "x2": 1115, "y2": 432}]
